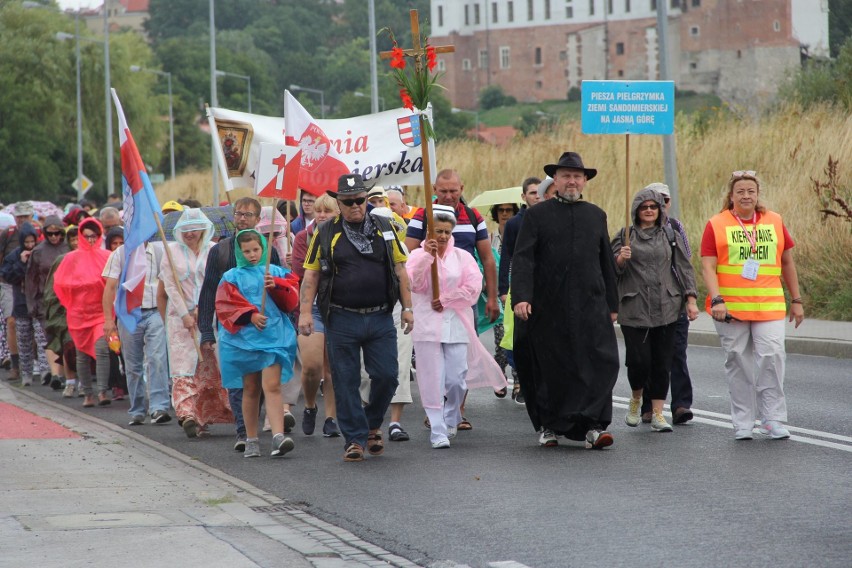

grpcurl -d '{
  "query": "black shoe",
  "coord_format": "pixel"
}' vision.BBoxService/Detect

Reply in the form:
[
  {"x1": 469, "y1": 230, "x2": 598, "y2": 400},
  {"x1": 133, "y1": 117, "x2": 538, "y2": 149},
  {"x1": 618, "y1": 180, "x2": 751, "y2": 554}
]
[
  {"x1": 672, "y1": 407, "x2": 694, "y2": 425},
  {"x1": 233, "y1": 436, "x2": 247, "y2": 452},
  {"x1": 284, "y1": 411, "x2": 296, "y2": 433},
  {"x1": 302, "y1": 406, "x2": 318, "y2": 435},
  {"x1": 322, "y1": 417, "x2": 341, "y2": 438},
  {"x1": 388, "y1": 423, "x2": 410, "y2": 442},
  {"x1": 151, "y1": 410, "x2": 172, "y2": 424},
  {"x1": 41, "y1": 373, "x2": 52, "y2": 386},
  {"x1": 50, "y1": 375, "x2": 63, "y2": 390},
  {"x1": 512, "y1": 386, "x2": 525, "y2": 405}
]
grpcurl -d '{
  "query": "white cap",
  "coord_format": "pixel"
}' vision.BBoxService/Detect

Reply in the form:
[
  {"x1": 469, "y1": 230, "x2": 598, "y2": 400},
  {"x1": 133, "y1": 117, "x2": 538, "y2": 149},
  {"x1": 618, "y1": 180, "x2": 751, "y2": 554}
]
[
  {"x1": 432, "y1": 204, "x2": 456, "y2": 216},
  {"x1": 644, "y1": 182, "x2": 670, "y2": 197}
]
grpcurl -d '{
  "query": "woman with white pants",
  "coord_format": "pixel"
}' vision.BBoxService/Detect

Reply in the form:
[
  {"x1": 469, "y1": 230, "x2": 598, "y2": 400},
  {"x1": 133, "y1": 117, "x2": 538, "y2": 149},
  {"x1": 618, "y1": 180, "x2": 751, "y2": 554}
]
[{"x1": 406, "y1": 205, "x2": 507, "y2": 449}]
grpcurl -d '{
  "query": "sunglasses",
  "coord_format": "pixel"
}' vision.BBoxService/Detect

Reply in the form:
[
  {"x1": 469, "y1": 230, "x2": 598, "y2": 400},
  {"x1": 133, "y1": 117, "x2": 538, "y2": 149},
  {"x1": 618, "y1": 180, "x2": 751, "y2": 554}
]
[
  {"x1": 234, "y1": 211, "x2": 257, "y2": 219},
  {"x1": 638, "y1": 204, "x2": 660, "y2": 211},
  {"x1": 339, "y1": 197, "x2": 366, "y2": 207},
  {"x1": 731, "y1": 170, "x2": 757, "y2": 178},
  {"x1": 45, "y1": 231, "x2": 64, "y2": 237},
  {"x1": 497, "y1": 207, "x2": 515, "y2": 213}
]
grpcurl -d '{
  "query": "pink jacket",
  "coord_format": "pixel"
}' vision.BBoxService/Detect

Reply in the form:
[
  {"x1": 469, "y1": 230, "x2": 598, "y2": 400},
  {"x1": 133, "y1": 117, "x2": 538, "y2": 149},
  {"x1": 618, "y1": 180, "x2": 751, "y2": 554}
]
[{"x1": 407, "y1": 237, "x2": 507, "y2": 393}]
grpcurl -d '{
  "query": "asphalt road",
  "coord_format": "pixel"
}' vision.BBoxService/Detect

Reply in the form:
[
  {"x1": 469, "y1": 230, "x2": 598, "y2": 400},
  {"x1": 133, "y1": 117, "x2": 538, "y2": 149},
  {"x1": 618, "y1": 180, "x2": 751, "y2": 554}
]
[{"x1": 15, "y1": 339, "x2": 852, "y2": 568}]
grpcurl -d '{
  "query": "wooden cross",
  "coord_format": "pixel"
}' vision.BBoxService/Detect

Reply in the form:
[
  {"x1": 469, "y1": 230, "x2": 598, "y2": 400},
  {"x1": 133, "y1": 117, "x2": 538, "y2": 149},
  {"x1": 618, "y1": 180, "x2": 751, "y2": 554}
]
[
  {"x1": 379, "y1": 9, "x2": 454, "y2": 301},
  {"x1": 379, "y1": 9, "x2": 455, "y2": 72}
]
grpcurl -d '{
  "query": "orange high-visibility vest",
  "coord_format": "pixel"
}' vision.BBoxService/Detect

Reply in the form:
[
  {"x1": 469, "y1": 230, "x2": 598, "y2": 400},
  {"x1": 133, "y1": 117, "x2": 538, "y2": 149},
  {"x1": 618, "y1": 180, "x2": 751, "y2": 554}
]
[{"x1": 706, "y1": 209, "x2": 786, "y2": 321}]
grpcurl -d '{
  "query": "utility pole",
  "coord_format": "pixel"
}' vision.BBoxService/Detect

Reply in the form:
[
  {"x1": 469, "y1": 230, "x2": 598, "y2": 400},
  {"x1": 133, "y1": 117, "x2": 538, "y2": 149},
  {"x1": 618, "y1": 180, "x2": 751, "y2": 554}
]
[{"x1": 656, "y1": 0, "x2": 681, "y2": 217}]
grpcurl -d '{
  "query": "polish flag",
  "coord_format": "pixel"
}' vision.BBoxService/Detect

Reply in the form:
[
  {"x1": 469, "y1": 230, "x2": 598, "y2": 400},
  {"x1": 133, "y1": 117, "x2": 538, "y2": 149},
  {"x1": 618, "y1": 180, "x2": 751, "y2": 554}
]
[
  {"x1": 110, "y1": 88, "x2": 163, "y2": 332},
  {"x1": 284, "y1": 90, "x2": 350, "y2": 196}
]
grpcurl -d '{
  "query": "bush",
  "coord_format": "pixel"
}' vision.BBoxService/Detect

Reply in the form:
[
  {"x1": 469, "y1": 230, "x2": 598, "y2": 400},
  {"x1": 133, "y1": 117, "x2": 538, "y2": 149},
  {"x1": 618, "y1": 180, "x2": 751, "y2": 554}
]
[
  {"x1": 479, "y1": 85, "x2": 515, "y2": 110},
  {"x1": 567, "y1": 86, "x2": 581, "y2": 102},
  {"x1": 779, "y1": 37, "x2": 852, "y2": 110}
]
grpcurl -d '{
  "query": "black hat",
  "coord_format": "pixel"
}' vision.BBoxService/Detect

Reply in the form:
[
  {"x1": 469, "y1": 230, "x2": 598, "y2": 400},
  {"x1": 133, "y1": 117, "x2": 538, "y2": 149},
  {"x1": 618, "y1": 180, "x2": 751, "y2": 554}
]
[
  {"x1": 543, "y1": 152, "x2": 597, "y2": 180},
  {"x1": 327, "y1": 173, "x2": 372, "y2": 198}
]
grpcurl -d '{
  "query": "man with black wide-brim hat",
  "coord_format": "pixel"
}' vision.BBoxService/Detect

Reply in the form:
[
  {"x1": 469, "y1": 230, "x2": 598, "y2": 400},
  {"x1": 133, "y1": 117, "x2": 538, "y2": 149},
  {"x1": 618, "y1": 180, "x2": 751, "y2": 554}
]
[
  {"x1": 510, "y1": 151, "x2": 620, "y2": 450},
  {"x1": 299, "y1": 173, "x2": 414, "y2": 463}
]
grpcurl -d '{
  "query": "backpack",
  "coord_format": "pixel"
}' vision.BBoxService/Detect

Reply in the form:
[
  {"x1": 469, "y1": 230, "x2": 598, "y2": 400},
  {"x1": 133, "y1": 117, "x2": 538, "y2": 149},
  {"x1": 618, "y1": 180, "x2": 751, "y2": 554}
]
[{"x1": 316, "y1": 215, "x2": 401, "y2": 321}]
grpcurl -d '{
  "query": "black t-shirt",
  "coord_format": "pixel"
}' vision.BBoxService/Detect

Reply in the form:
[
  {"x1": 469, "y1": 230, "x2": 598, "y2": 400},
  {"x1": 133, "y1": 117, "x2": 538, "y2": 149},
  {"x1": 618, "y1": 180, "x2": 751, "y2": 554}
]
[{"x1": 329, "y1": 232, "x2": 390, "y2": 308}]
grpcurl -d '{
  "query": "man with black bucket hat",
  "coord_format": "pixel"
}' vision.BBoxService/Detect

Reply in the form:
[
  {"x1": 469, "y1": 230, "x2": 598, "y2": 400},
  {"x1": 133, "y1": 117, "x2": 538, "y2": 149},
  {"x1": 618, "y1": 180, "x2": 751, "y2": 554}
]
[
  {"x1": 299, "y1": 173, "x2": 414, "y2": 462},
  {"x1": 510, "y1": 152, "x2": 620, "y2": 450}
]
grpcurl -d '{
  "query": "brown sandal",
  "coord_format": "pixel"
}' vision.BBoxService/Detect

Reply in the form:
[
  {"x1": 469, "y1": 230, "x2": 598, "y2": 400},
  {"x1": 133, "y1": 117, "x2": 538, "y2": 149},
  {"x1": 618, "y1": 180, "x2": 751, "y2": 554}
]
[
  {"x1": 344, "y1": 442, "x2": 365, "y2": 462},
  {"x1": 367, "y1": 430, "x2": 384, "y2": 456},
  {"x1": 457, "y1": 417, "x2": 473, "y2": 431}
]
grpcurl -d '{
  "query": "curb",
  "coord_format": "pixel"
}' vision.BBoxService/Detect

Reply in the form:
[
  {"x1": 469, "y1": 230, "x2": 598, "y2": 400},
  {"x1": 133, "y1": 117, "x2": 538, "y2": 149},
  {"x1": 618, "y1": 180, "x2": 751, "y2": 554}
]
[{"x1": 613, "y1": 325, "x2": 852, "y2": 359}]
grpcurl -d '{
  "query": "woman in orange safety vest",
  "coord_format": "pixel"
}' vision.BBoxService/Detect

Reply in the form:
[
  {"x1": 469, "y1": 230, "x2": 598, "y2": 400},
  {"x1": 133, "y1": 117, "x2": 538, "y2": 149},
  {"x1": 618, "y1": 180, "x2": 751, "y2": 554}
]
[{"x1": 700, "y1": 171, "x2": 804, "y2": 441}]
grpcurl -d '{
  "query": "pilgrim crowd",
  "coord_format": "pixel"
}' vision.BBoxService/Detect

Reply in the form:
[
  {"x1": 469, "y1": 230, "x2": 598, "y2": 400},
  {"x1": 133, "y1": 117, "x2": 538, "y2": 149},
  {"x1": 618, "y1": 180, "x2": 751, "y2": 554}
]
[{"x1": 0, "y1": 152, "x2": 804, "y2": 461}]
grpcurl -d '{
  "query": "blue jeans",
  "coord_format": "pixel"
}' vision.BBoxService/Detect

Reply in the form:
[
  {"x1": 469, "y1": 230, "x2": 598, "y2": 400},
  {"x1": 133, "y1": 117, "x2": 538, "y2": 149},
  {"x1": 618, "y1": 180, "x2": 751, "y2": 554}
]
[
  {"x1": 325, "y1": 308, "x2": 398, "y2": 448},
  {"x1": 118, "y1": 309, "x2": 170, "y2": 418},
  {"x1": 228, "y1": 388, "x2": 246, "y2": 438}
]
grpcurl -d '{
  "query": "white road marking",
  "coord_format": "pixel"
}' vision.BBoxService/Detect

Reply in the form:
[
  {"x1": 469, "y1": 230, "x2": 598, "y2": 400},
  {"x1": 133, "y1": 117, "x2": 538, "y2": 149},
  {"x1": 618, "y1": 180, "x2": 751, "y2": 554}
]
[{"x1": 612, "y1": 395, "x2": 852, "y2": 453}]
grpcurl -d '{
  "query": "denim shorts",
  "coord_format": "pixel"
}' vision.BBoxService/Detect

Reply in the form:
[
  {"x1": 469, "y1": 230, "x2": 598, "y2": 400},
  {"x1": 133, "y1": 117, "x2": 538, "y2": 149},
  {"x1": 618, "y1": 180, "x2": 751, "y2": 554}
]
[{"x1": 312, "y1": 303, "x2": 326, "y2": 335}]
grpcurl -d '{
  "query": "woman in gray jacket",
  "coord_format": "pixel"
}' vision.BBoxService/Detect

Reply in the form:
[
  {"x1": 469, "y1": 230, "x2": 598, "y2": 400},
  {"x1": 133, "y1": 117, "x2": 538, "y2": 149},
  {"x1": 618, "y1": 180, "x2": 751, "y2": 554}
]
[{"x1": 612, "y1": 186, "x2": 699, "y2": 432}]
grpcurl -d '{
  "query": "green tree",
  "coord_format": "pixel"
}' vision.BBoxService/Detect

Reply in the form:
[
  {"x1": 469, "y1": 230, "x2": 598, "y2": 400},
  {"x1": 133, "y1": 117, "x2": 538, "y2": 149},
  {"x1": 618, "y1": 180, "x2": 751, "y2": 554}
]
[
  {"x1": 829, "y1": 0, "x2": 852, "y2": 57},
  {"x1": 479, "y1": 84, "x2": 510, "y2": 110},
  {"x1": 779, "y1": 36, "x2": 852, "y2": 110}
]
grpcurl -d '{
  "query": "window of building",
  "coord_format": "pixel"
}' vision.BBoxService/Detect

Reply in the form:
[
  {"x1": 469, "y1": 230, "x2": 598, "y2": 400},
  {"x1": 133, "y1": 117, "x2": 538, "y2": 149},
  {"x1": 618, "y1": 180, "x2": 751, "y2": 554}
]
[
  {"x1": 690, "y1": 62, "x2": 697, "y2": 70},
  {"x1": 616, "y1": 42, "x2": 625, "y2": 55},
  {"x1": 438, "y1": 59, "x2": 446, "y2": 72},
  {"x1": 589, "y1": 0, "x2": 595, "y2": 16},
  {"x1": 535, "y1": 46, "x2": 543, "y2": 65},
  {"x1": 608, "y1": 0, "x2": 614, "y2": 15},
  {"x1": 545, "y1": 0, "x2": 551, "y2": 19},
  {"x1": 508, "y1": 1, "x2": 514, "y2": 21},
  {"x1": 559, "y1": 49, "x2": 568, "y2": 61},
  {"x1": 493, "y1": 2, "x2": 499, "y2": 23},
  {"x1": 438, "y1": 5, "x2": 444, "y2": 27},
  {"x1": 690, "y1": 25, "x2": 699, "y2": 36},
  {"x1": 464, "y1": 4, "x2": 469, "y2": 25},
  {"x1": 670, "y1": 0, "x2": 679, "y2": 8},
  {"x1": 536, "y1": 80, "x2": 543, "y2": 89},
  {"x1": 479, "y1": 49, "x2": 489, "y2": 69},
  {"x1": 625, "y1": 0, "x2": 631, "y2": 12},
  {"x1": 651, "y1": 0, "x2": 657, "y2": 10},
  {"x1": 773, "y1": 20, "x2": 781, "y2": 32},
  {"x1": 691, "y1": 0, "x2": 700, "y2": 6},
  {"x1": 566, "y1": 6, "x2": 574, "y2": 18},
  {"x1": 462, "y1": 58, "x2": 472, "y2": 71},
  {"x1": 500, "y1": 46, "x2": 511, "y2": 69},
  {"x1": 474, "y1": 3, "x2": 481, "y2": 24},
  {"x1": 737, "y1": 49, "x2": 741, "y2": 59},
  {"x1": 618, "y1": 69, "x2": 624, "y2": 77},
  {"x1": 528, "y1": 0, "x2": 534, "y2": 20}
]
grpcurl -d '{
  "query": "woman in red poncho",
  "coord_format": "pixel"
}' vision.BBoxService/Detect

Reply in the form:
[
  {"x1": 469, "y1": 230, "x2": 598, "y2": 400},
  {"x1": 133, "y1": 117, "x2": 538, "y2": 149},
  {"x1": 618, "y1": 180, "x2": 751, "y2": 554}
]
[{"x1": 53, "y1": 217, "x2": 112, "y2": 407}]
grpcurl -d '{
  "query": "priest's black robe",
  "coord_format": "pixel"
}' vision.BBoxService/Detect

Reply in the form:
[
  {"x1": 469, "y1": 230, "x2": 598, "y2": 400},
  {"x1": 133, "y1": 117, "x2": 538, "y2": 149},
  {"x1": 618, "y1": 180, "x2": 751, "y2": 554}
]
[{"x1": 511, "y1": 197, "x2": 620, "y2": 441}]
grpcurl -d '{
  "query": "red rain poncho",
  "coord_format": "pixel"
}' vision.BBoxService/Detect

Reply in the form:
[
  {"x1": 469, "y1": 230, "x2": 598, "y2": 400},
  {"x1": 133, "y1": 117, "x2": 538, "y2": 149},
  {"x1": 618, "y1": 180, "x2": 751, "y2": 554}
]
[{"x1": 53, "y1": 217, "x2": 112, "y2": 358}]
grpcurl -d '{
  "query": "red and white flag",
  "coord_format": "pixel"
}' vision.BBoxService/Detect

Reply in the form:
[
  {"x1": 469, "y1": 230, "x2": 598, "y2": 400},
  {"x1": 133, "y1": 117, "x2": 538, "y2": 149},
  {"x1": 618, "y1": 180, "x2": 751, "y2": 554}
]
[
  {"x1": 284, "y1": 90, "x2": 350, "y2": 196},
  {"x1": 255, "y1": 143, "x2": 301, "y2": 200}
]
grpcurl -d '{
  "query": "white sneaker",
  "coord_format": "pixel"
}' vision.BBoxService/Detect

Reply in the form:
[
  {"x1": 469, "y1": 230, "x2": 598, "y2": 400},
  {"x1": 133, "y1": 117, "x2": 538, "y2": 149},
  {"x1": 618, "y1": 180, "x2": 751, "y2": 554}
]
[
  {"x1": 651, "y1": 410, "x2": 673, "y2": 432},
  {"x1": 735, "y1": 429, "x2": 754, "y2": 440},
  {"x1": 447, "y1": 426, "x2": 457, "y2": 439},
  {"x1": 538, "y1": 429, "x2": 558, "y2": 447},
  {"x1": 625, "y1": 397, "x2": 641, "y2": 427},
  {"x1": 757, "y1": 420, "x2": 791, "y2": 439},
  {"x1": 431, "y1": 437, "x2": 450, "y2": 449}
]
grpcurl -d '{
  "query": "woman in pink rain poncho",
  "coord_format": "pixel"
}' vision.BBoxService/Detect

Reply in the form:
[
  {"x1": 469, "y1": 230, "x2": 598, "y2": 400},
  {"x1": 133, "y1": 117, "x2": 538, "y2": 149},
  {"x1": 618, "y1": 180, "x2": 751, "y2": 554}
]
[
  {"x1": 406, "y1": 205, "x2": 508, "y2": 449},
  {"x1": 160, "y1": 208, "x2": 233, "y2": 438},
  {"x1": 52, "y1": 217, "x2": 112, "y2": 407}
]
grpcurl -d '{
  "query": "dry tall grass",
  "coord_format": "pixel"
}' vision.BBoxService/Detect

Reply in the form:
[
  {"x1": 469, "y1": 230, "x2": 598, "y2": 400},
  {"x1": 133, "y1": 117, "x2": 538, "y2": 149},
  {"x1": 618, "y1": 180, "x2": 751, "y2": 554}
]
[{"x1": 157, "y1": 105, "x2": 852, "y2": 319}]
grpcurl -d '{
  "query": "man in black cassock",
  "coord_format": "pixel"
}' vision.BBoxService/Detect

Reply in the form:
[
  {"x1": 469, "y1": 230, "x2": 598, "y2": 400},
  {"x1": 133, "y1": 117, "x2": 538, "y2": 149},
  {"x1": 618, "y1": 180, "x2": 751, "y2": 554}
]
[{"x1": 511, "y1": 152, "x2": 620, "y2": 449}]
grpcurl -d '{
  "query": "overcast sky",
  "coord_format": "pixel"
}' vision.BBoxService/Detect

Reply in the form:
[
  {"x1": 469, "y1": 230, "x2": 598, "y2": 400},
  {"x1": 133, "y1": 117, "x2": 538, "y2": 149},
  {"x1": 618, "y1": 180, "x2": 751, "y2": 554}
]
[{"x1": 56, "y1": 1, "x2": 102, "y2": 10}]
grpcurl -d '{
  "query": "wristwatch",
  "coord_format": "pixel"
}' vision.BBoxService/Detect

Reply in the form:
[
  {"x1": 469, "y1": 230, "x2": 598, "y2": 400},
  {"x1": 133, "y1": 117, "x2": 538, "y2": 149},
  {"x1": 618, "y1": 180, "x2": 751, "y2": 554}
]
[
  {"x1": 402, "y1": 307, "x2": 413, "y2": 313},
  {"x1": 710, "y1": 295, "x2": 725, "y2": 307}
]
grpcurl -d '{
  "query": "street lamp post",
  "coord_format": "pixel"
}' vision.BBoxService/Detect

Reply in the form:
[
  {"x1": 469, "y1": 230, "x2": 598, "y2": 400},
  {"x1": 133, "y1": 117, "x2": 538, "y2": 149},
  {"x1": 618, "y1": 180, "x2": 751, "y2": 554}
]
[
  {"x1": 103, "y1": 4, "x2": 114, "y2": 196},
  {"x1": 210, "y1": 0, "x2": 219, "y2": 206},
  {"x1": 130, "y1": 66, "x2": 175, "y2": 181},
  {"x1": 57, "y1": 20, "x2": 107, "y2": 201},
  {"x1": 215, "y1": 70, "x2": 252, "y2": 113},
  {"x1": 289, "y1": 85, "x2": 324, "y2": 118},
  {"x1": 354, "y1": 91, "x2": 384, "y2": 111}
]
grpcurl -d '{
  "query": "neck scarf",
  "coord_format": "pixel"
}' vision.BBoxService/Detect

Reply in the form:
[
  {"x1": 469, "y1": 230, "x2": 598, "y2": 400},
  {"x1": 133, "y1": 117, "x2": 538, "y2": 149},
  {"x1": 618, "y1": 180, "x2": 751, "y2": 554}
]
[{"x1": 341, "y1": 214, "x2": 376, "y2": 255}]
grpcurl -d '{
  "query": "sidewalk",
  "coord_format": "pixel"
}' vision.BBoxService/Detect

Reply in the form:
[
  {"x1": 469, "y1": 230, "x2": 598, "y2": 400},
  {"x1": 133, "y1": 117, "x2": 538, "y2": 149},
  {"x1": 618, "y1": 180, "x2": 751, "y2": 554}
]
[
  {"x1": 0, "y1": 381, "x2": 421, "y2": 568},
  {"x1": 616, "y1": 313, "x2": 852, "y2": 359}
]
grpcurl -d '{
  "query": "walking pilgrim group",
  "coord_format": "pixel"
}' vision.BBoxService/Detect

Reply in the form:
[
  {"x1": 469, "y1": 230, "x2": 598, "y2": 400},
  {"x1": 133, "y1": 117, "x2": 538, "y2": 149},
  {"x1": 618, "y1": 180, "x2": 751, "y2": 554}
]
[{"x1": 0, "y1": 151, "x2": 804, "y2": 461}]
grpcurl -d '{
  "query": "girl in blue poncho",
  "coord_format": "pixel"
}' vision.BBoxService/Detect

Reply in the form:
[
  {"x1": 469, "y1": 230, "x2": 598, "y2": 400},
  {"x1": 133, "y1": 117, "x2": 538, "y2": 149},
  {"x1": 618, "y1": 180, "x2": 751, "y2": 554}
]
[{"x1": 215, "y1": 229, "x2": 300, "y2": 458}]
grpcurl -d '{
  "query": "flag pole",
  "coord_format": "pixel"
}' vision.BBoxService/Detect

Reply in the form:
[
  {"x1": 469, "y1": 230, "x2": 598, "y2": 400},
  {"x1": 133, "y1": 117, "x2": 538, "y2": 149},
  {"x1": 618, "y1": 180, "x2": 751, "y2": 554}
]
[
  {"x1": 259, "y1": 198, "x2": 277, "y2": 315},
  {"x1": 624, "y1": 133, "x2": 631, "y2": 247},
  {"x1": 154, "y1": 213, "x2": 204, "y2": 362},
  {"x1": 418, "y1": 114, "x2": 440, "y2": 301}
]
